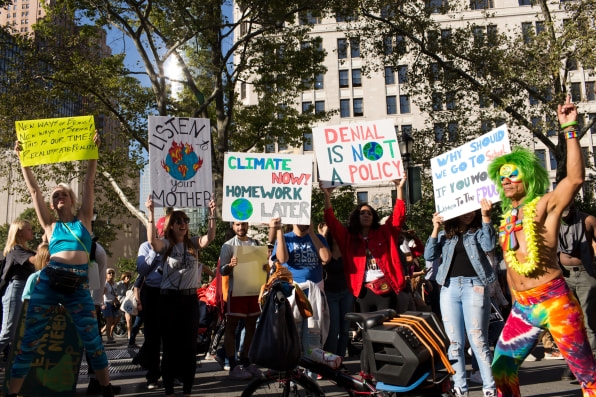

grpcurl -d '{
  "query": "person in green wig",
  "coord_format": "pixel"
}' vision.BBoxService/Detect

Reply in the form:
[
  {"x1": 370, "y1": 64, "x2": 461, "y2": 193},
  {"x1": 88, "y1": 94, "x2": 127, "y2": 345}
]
[{"x1": 487, "y1": 96, "x2": 596, "y2": 396}]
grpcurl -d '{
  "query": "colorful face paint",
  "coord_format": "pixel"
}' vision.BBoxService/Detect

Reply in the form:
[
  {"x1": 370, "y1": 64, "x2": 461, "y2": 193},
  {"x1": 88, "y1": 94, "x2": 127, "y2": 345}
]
[{"x1": 500, "y1": 163, "x2": 523, "y2": 184}]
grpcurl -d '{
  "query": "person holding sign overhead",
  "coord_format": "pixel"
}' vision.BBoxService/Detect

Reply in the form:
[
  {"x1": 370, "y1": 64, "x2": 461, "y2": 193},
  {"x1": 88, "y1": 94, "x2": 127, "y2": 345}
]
[
  {"x1": 423, "y1": 201, "x2": 497, "y2": 397},
  {"x1": 487, "y1": 96, "x2": 596, "y2": 396},
  {"x1": 320, "y1": 178, "x2": 408, "y2": 313},
  {"x1": 145, "y1": 195, "x2": 216, "y2": 397},
  {"x1": 9, "y1": 133, "x2": 117, "y2": 397}
]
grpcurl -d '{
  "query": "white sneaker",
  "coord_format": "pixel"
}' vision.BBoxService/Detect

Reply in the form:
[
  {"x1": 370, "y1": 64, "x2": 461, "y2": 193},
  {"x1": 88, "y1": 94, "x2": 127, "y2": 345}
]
[
  {"x1": 524, "y1": 353, "x2": 537, "y2": 362},
  {"x1": 483, "y1": 390, "x2": 497, "y2": 397},
  {"x1": 452, "y1": 387, "x2": 469, "y2": 397},
  {"x1": 544, "y1": 350, "x2": 564, "y2": 360},
  {"x1": 229, "y1": 365, "x2": 253, "y2": 380},
  {"x1": 469, "y1": 370, "x2": 483, "y2": 384}
]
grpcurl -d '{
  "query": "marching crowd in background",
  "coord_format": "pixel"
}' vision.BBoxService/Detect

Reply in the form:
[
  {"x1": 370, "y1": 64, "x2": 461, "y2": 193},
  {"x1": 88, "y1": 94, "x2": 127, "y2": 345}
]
[{"x1": 0, "y1": 96, "x2": 594, "y2": 397}]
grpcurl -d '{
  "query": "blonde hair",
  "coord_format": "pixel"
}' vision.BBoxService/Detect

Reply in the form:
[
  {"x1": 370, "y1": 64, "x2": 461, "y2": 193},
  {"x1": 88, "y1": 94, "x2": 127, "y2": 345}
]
[
  {"x1": 3, "y1": 219, "x2": 32, "y2": 256},
  {"x1": 34, "y1": 243, "x2": 50, "y2": 271},
  {"x1": 50, "y1": 183, "x2": 78, "y2": 211}
]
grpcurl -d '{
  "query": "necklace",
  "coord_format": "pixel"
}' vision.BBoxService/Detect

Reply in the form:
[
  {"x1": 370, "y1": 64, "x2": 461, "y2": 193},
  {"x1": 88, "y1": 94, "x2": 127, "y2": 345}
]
[{"x1": 500, "y1": 197, "x2": 540, "y2": 276}]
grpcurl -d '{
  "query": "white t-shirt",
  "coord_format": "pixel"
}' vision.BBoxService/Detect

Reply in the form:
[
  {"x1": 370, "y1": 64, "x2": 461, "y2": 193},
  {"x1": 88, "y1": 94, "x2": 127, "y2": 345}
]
[{"x1": 159, "y1": 238, "x2": 201, "y2": 290}]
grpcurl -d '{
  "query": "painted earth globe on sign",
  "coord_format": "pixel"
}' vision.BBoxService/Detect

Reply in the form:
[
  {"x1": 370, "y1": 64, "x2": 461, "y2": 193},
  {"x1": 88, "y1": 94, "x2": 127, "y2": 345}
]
[
  {"x1": 231, "y1": 198, "x2": 253, "y2": 221},
  {"x1": 161, "y1": 141, "x2": 203, "y2": 181},
  {"x1": 363, "y1": 141, "x2": 383, "y2": 161}
]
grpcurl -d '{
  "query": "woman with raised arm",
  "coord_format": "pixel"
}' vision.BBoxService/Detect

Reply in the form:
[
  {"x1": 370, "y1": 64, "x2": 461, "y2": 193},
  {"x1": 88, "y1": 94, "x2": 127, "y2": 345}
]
[
  {"x1": 8, "y1": 133, "x2": 116, "y2": 397},
  {"x1": 320, "y1": 178, "x2": 407, "y2": 313},
  {"x1": 145, "y1": 194, "x2": 216, "y2": 397}
]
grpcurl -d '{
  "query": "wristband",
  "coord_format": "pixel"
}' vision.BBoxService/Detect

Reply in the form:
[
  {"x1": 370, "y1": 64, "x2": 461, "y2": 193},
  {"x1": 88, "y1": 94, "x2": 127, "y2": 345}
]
[
  {"x1": 560, "y1": 121, "x2": 578, "y2": 129},
  {"x1": 565, "y1": 128, "x2": 578, "y2": 139}
]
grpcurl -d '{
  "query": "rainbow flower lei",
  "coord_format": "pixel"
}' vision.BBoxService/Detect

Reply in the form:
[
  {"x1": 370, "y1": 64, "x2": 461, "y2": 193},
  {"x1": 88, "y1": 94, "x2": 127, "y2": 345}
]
[{"x1": 500, "y1": 197, "x2": 540, "y2": 276}]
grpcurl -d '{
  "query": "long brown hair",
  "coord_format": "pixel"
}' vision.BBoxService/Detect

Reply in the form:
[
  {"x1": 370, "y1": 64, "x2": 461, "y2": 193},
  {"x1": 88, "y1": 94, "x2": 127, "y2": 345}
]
[
  {"x1": 443, "y1": 210, "x2": 482, "y2": 239},
  {"x1": 163, "y1": 210, "x2": 199, "y2": 260}
]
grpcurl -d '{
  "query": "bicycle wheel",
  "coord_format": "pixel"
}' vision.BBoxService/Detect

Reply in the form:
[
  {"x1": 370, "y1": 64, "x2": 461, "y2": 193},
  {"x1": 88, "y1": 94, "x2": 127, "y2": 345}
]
[
  {"x1": 113, "y1": 318, "x2": 127, "y2": 338},
  {"x1": 241, "y1": 371, "x2": 324, "y2": 397}
]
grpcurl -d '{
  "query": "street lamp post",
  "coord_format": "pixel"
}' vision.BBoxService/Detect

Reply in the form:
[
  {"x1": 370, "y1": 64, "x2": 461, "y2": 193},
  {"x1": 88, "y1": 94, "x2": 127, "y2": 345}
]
[{"x1": 398, "y1": 133, "x2": 413, "y2": 212}]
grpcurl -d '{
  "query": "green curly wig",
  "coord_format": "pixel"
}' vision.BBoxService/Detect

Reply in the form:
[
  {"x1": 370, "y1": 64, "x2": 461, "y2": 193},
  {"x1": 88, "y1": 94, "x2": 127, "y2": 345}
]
[{"x1": 487, "y1": 146, "x2": 550, "y2": 211}]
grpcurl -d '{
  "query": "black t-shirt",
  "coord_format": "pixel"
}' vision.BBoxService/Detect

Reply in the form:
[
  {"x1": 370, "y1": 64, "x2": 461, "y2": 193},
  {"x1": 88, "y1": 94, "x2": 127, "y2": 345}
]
[
  {"x1": 447, "y1": 235, "x2": 478, "y2": 278},
  {"x1": 323, "y1": 256, "x2": 348, "y2": 293},
  {"x1": 5, "y1": 245, "x2": 36, "y2": 281}
]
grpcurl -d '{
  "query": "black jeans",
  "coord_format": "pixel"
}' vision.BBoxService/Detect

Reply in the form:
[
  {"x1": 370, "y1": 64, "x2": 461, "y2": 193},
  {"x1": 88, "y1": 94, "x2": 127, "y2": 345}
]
[{"x1": 137, "y1": 286, "x2": 161, "y2": 383}]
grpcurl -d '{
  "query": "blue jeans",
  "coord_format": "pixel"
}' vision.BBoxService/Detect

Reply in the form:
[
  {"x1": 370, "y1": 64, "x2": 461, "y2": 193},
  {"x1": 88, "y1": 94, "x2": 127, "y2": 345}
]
[
  {"x1": 323, "y1": 289, "x2": 354, "y2": 357},
  {"x1": 564, "y1": 267, "x2": 596, "y2": 351},
  {"x1": 440, "y1": 276, "x2": 495, "y2": 393},
  {"x1": 0, "y1": 280, "x2": 26, "y2": 352}
]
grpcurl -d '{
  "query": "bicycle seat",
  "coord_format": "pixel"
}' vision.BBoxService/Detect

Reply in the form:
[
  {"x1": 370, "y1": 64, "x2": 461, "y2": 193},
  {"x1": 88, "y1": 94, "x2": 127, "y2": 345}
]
[{"x1": 345, "y1": 309, "x2": 397, "y2": 330}]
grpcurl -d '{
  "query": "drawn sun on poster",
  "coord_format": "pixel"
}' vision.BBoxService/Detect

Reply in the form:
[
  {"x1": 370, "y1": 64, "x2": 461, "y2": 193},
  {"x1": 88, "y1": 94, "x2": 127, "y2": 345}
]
[{"x1": 161, "y1": 141, "x2": 203, "y2": 181}]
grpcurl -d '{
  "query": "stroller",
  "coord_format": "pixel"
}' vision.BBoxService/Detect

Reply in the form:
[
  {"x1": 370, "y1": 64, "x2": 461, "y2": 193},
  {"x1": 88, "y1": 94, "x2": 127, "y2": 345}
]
[{"x1": 196, "y1": 280, "x2": 219, "y2": 354}]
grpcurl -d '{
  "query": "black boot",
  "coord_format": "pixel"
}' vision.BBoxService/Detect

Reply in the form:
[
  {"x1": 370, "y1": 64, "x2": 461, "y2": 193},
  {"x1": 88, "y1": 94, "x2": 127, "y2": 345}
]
[
  {"x1": 102, "y1": 383, "x2": 115, "y2": 397},
  {"x1": 561, "y1": 366, "x2": 575, "y2": 381}
]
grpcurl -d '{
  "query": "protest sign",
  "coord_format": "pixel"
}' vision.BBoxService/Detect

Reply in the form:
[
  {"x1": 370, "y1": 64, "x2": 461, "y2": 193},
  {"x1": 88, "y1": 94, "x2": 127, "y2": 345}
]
[
  {"x1": 4, "y1": 301, "x2": 83, "y2": 397},
  {"x1": 222, "y1": 152, "x2": 313, "y2": 224},
  {"x1": 231, "y1": 246, "x2": 269, "y2": 297},
  {"x1": 15, "y1": 116, "x2": 97, "y2": 167},
  {"x1": 431, "y1": 125, "x2": 511, "y2": 220},
  {"x1": 312, "y1": 119, "x2": 404, "y2": 187},
  {"x1": 148, "y1": 116, "x2": 213, "y2": 208}
]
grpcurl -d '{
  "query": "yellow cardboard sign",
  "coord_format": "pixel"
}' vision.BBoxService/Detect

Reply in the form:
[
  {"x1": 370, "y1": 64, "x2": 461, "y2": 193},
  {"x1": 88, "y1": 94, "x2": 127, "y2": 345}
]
[{"x1": 15, "y1": 116, "x2": 98, "y2": 167}]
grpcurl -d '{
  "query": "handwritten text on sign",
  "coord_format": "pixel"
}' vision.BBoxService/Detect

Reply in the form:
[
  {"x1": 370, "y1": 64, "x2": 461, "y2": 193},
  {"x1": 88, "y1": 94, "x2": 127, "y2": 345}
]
[
  {"x1": 16, "y1": 116, "x2": 97, "y2": 167},
  {"x1": 222, "y1": 152, "x2": 313, "y2": 224},
  {"x1": 313, "y1": 119, "x2": 403, "y2": 187},
  {"x1": 431, "y1": 126, "x2": 511, "y2": 220},
  {"x1": 148, "y1": 116, "x2": 213, "y2": 208}
]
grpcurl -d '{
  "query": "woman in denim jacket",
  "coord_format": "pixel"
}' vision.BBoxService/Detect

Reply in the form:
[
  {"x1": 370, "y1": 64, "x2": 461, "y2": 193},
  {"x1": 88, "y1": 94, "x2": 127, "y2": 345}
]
[{"x1": 424, "y1": 198, "x2": 496, "y2": 397}]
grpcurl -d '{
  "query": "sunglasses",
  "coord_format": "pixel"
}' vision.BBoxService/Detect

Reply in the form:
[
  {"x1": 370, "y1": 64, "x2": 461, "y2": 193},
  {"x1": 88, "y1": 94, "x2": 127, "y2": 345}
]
[
  {"x1": 174, "y1": 217, "x2": 190, "y2": 225},
  {"x1": 360, "y1": 210, "x2": 373, "y2": 216},
  {"x1": 107, "y1": 272, "x2": 115, "y2": 275}
]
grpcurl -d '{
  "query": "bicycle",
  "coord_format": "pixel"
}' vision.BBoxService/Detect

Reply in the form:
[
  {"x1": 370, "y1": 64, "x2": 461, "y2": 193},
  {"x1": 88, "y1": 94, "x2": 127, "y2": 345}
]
[{"x1": 242, "y1": 309, "x2": 454, "y2": 397}]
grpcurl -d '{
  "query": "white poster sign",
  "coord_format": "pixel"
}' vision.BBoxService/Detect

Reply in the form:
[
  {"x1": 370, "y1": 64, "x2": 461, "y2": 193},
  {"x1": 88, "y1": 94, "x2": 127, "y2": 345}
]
[
  {"x1": 431, "y1": 125, "x2": 511, "y2": 220},
  {"x1": 148, "y1": 116, "x2": 213, "y2": 208},
  {"x1": 312, "y1": 119, "x2": 404, "y2": 187},
  {"x1": 222, "y1": 152, "x2": 314, "y2": 224}
]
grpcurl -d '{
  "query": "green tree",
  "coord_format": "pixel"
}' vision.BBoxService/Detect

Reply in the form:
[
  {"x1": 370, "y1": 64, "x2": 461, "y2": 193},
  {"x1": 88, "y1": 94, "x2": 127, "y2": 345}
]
[
  {"x1": 0, "y1": 0, "x2": 336, "y2": 234},
  {"x1": 329, "y1": 0, "x2": 596, "y2": 230}
]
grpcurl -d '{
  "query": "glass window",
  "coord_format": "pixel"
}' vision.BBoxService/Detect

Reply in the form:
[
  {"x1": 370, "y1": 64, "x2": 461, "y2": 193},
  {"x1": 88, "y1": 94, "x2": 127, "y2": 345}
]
[
  {"x1": 519, "y1": 0, "x2": 532, "y2": 4},
  {"x1": 265, "y1": 140, "x2": 275, "y2": 153},
  {"x1": 434, "y1": 123, "x2": 445, "y2": 142},
  {"x1": 357, "y1": 191, "x2": 368, "y2": 203},
  {"x1": 400, "y1": 95, "x2": 411, "y2": 113},
  {"x1": 240, "y1": 82, "x2": 246, "y2": 99},
  {"x1": 340, "y1": 99, "x2": 350, "y2": 118},
  {"x1": 386, "y1": 96, "x2": 397, "y2": 114},
  {"x1": 586, "y1": 81, "x2": 595, "y2": 101},
  {"x1": 432, "y1": 92, "x2": 443, "y2": 111},
  {"x1": 589, "y1": 114, "x2": 596, "y2": 134},
  {"x1": 385, "y1": 67, "x2": 395, "y2": 85},
  {"x1": 566, "y1": 57, "x2": 578, "y2": 71},
  {"x1": 314, "y1": 73, "x2": 324, "y2": 90},
  {"x1": 546, "y1": 116, "x2": 557, "y2": 136},
  {"x1": 549, "y1": 151, "x2": 557, "y2": 170},
  {"x1": 402, "y1": 125, "x2": 412, "y2": 138},
  {"x1": 337, "y1": 38, "x2": 347, "y2": 59},
  {"x1": 278, "y1": 137, "x2": 288, "y2": 152},
  {"x1": 448, "y1": 122, "x2": 458, "y2": 142},
  {"x1": 339, "y1": 70, "x2": 349, "y2": 88},
  {"x1": 535, "y1": 149, "x2": 546, "y2": 169},
  {"x1": 426, "y1": 0, "x2": 444, "y2": 13},
  {"x1": 353, "y1": 98, "x2": 364, "y2": 117},
  {"x1": 396, "y1": 35, "x2": 406, "y2": 55},
  {"x1": 522, "y1": 22, "x2": 533, "y2": 44},
  {"x1": 350, "y1": 38, "x2": 361, "y2": 58},
  {"x1": 529, "y1": 90, "x2": 539, "y2": 105},
  {"x1": 397, "y1": 65, "x2": 408, "y2": 84},
  {"x1": 302, "y1": 102, "x2": 312, "y2": 114},
  {"x1": 383, "y1": 36, "x2": 393, "y2": 55},
  {"x1": 571, "y1": 82, "x2": 581, "y2": 102},
  {"x1": 315, "y1": 101, "x2": 325, "y2": 114},
  {"x1": 470, "y1": 0, "x2": 494, "y2": 9},
  {"x1": 446, "y1": 91, "x2": 456, "y2": 110},
  {"x1": 535, "y1": 21, "x2": 545, "y2": 34},
  {"x1": 303, "y1": 132, "x2": 313, "y2": 151},
  {"x1": 352, "y1": 69, "x2": 362, "y2": 87}
]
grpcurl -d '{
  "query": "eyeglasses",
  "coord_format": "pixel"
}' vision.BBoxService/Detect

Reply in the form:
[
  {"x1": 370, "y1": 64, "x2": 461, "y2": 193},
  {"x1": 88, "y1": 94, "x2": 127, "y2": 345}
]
[{"x1": 174, "y1": 217, "x2": 190, "y2": 225}]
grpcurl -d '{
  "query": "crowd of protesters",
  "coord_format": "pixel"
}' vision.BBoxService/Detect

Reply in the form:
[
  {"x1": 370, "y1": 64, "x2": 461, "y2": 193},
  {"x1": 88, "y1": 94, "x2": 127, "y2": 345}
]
[{"x1": 2, "y1": 96, "x2": 595, "y2": 397}]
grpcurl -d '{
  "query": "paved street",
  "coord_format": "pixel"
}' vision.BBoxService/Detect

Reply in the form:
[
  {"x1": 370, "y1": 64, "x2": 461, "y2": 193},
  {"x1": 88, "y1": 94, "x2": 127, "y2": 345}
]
[
  {"x1": 64, "y1": 336, "x2": 585, "y2": 397},
  {"x1": 0, "y1": 330, "x2": 585, "y2": 396}
]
